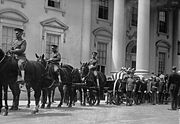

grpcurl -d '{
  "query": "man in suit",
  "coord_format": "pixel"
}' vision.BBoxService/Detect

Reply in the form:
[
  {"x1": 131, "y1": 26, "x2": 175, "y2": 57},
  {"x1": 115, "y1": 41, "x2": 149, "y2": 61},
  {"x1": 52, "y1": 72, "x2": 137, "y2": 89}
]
[{"x1": 168, "y1": 66, "x2": 180, "y2": 110}]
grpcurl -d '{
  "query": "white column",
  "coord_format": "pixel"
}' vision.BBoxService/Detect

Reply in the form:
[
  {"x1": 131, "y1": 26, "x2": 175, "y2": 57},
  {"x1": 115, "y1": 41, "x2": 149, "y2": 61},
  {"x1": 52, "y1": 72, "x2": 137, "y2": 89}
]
[
  {"x1": 136, "y1": 0, "x2": 150, "y2": 74},
  {"x1": 81, "y1": 0, "x2": 91, "y2": 62},
  {"x1": 112, "y1": 0, "x2": 125, "y2": 72}
]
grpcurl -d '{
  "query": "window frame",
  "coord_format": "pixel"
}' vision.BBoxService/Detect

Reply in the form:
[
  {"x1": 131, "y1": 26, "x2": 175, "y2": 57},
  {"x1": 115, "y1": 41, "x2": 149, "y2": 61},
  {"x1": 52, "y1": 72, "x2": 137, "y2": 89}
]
[
  {"x1": 97, "y1": 41, "x2": 108, "y2": 74},
  {"x1": 130, "y1": 6, "x2": 138, "y2": 27},
  {"x1": 97, "y1": 0, "x2": 109, "y2": 21},
  {"x1": 45, "y1": 32, "x2": 61, "y2": 59},
  {"x1": 44, "y1": 0, "x2": 65, "y2": 16},
  {"x1": 157, "y1": 9, "x2": 169, "y2": 37}
]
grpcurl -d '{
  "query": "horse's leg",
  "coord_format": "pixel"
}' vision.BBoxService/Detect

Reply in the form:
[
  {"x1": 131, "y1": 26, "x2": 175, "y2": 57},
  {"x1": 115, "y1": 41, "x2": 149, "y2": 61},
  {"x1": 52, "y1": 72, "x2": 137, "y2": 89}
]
[
  {"x1": 3, "y1": 85, "x2": 8, "y2": 116},
  {"x1": 96, "y1": 88, "x2": 100, "y2": 106},
  {"x1": 82, "y1": 88, "x2": 87, "y2": 106},
  {"x1": 9, "y1": 82, "x2": 20, "y2": 110},
  {"x1": 46, "y1": 88, "x2": 52, "y2": 109},
  {"x1": 14, "y1": 83, "x2": 20, "y2": 110},
  {"x1": 57, "y1": 84, "x2": 64, "y2": 107},
  {"x1": 8, "y1": 83, "x2": 15, "y2": 110},
  {"x1": 32, "y1": 89, "x2": 41, "y2": 114},
  {"x1": 52, "y1": 88, "x2": 55, "y2": 103},
  {"x1": 40, "y1": 89, "x2": 47, "y2": 108},
  {"x1": 0, "y1": 84, "x2": 2, "y2": 113},
  {"x1": 67, "y1": 85, "x2": 73, "y2": 107},
  {"x1": 26, "y1": 84, "x2": 31, "y2": 108}
]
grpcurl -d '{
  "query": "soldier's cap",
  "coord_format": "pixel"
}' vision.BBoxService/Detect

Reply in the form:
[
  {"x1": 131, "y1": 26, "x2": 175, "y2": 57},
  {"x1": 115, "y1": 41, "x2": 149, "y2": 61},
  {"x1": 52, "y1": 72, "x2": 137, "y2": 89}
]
[
  {"x1": 51, "y1": 44, "x2": 58, "y2": 48},
  {"x1": 92, "y1": 51, "x2": 98, "y2": 55},
  {"x1": 172, "y1": 66, "x2": 176, "y2": 70},
  {"x1": 14, "y1": 28, "x2": 24, "y2": 33}
]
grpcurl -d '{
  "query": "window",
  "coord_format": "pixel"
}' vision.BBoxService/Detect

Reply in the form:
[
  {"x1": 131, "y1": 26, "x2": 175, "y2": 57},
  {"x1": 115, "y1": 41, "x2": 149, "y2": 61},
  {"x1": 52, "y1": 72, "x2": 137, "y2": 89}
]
[
  {"x1": 158, "y1": 10, "x2": 168, "y2": 34},
  {"x1": 178, "y1": 41, "x2": 180, "y2": 55},
  {"x1": 131, "y1": 7, "x2": 138, "y2": 26},
  {"x1": 46, "y1": 33, "x2": 60, "y2": 59},
  {"x1": 158, "y1": 52, "x2": 166, "y2": 74},
  {"x1": 45, "y1": 0, "x2": 65, "y2": 15},
  {"x1": 98, "y1": 0, "x2": 109, "y2": 20},
  {"x1": 2, "y1": 26, "x2": 16, "y2": 52},
  {"x1": 48, "y1": 0, "x2": 60, "y2": 9},
  {"x1": 97, "y1": 42, "x2": 107, "y2": 74}
]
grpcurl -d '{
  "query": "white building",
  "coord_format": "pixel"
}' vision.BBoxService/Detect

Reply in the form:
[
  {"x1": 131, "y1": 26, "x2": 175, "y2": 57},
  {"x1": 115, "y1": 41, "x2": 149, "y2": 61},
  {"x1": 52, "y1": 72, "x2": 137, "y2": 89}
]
[{"x1": 0, "y1": 0, "x2": 179, "y2": 80}]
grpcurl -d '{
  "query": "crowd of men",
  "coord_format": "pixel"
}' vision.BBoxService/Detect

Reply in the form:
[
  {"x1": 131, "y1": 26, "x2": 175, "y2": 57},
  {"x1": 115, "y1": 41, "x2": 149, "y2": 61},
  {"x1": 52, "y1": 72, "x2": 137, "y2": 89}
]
[{"x1": 107, "y1": 66, "x2": 180, "y2": 110}]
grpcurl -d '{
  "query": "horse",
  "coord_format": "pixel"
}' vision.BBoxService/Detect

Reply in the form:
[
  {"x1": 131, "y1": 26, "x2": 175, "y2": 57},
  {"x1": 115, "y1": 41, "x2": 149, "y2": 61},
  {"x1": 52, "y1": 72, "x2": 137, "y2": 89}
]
[
  {"x1": 0, "y1": 48, "x2": 52, "y2": 114},
  {"x1": 36, "y1": 54, "x2": 74, "y2": 108},
  {"x1": 80, "y1": 62, "x2": 106, "y2": 105},
  {"x1": 71, "y1": 68, "x2": 87, "y2": 105},
  {"x1": 0, "y1": 49, "x2": 19, "y2": 115}
]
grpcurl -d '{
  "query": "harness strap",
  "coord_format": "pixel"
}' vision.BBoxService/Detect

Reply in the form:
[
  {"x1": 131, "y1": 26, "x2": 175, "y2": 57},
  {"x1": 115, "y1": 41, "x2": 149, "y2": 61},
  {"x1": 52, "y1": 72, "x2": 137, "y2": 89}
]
[{"x1": 0, "y1": 54, "x2": 5, "y2": 64}]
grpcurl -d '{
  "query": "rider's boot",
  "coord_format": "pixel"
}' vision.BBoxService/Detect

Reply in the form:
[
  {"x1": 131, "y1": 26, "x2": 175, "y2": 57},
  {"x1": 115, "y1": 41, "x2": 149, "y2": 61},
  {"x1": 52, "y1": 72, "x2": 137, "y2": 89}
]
[
  {"x1": 16, "y1": 70, "x2": 25, "y2": 84},
  {"x1": 96, "y1": 78, "x2": 100, "y2": 88},
  {"x1": 54, "y1": 75, "x2": 61, "y2": 86}
]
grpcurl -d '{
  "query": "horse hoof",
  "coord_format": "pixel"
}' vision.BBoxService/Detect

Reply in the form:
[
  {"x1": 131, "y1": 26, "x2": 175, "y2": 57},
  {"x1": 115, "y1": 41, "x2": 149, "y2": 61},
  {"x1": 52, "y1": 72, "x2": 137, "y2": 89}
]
[
  {"x1": 2, "y1": 111, "x2": 8, "y2": 116},
  {"x1": 10, "y1": 107, "x2": 18, "y2": 111},
  {"x1": 31, "y1": 110, "x2": 39, "y2": 114},
  {"x1": 26, "y1": 105, "x2": 30, "y2": 108},
  {"x1": 57, "y1": 104, "x2": 62, "y2": 108},
  {"x1": 40, "y1": 105, "x2": 45, "y2": 109},
  {"x1": 46, "y1": 106, "x2": 50, "y2": 109}
]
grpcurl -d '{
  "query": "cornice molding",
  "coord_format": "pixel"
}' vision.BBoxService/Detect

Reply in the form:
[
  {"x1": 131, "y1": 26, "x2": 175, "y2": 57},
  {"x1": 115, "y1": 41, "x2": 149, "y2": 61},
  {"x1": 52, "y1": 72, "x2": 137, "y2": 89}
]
[
  {"x1": 0, "y1": 8, "x2": 28, "y2": 23},
  {"x1": 1, "y1": 0, "x2": 25, "y2": 8},
  {"x1": 40, "y1": 17, "x2": 68, "y2": 30}
]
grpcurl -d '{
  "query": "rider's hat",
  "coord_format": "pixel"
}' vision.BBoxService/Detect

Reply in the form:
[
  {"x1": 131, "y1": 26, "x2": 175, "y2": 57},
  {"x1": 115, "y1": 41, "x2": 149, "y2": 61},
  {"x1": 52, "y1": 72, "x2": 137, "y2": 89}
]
[
  {"x1": 172, "y1": 66, "x2": 177, "y2": 70},
  {"x1": 14, "y1": 28, "x2": 24, "y2": 33},
  {"x1": 92, "y1": 51, "x2": 98, "y2": 55},
  {"x1": 51, "y1": 44, "x2": 58, "y2": 48}
]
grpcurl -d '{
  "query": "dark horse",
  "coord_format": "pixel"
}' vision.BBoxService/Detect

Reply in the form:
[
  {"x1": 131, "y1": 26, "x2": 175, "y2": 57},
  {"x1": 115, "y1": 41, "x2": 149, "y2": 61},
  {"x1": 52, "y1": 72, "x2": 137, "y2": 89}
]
[
  {"x1": 36, "y1": 54, "x2": 74, "y2": 108},
  {"x1": 0, "y1": 49, "x2": 19, "y2": 115},
  {"x1": 80, "y1": 62, "x2": 106, "y2": 105},
  {"x1": 0, "y1": 49, "x2": 52, "y2": 114}
]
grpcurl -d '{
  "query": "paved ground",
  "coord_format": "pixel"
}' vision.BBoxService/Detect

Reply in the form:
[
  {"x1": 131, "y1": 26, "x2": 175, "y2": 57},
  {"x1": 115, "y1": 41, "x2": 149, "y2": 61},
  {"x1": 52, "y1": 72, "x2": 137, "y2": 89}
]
[{"x1": 0, "y1": 100, "x2": 179, "y2": 124}]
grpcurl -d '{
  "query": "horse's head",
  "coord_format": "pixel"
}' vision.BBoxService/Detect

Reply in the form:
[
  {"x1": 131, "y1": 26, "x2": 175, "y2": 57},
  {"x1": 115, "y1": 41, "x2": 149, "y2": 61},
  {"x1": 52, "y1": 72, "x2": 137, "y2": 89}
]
[
  {"x1": 80, "y1": 62, "x2": 90, "y2": 78},
  {"x1": 71, "y1": 68, "x2": 82, "y2": 83},
  {"x1": 35, "y1": 53, "x2": 47, "y2": 68}
]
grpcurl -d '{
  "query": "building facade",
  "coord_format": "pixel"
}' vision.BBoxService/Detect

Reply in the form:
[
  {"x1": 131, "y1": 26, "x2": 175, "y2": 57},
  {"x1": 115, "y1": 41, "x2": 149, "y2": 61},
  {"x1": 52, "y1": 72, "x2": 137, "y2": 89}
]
[{"x1": 0, "y1": 0, "x2": 179, "y2": 78}]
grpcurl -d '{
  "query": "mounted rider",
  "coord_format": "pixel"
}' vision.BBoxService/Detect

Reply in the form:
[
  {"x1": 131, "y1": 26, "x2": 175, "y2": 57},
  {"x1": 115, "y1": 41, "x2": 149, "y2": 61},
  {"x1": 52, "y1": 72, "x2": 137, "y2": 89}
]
[
  {"x1": 47, "y1": 44, "x2": 61, "y2": 86},
  {"x1": 10, "y1": 28, "x2": 27, "y2": 83},
  {"x1": 88, "y1": 51, "x2": 100, "y2": 87}
]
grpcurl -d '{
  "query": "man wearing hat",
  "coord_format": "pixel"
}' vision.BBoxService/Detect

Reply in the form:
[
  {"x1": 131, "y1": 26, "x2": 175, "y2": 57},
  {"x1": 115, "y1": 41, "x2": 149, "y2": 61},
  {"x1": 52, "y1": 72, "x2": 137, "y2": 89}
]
[
  {"x1": 168, "y1": 66, "x2": 180, "y2": 110},
  {"x1": 10, "y1": 28, "x2": 26, "y2": 83},
  {"x1": 47, "y1": 44, "x2": 61, "y2": 86},
  {"x1": 88, "y1": 51, "x2": 99, "y2": 87}
]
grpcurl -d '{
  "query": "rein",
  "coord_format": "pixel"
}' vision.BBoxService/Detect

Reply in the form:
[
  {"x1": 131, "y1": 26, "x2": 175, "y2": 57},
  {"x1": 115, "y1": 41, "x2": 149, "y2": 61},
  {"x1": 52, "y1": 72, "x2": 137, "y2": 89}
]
[{"x1": 0, "y1": 54, "x2": 5, "y2": 64}]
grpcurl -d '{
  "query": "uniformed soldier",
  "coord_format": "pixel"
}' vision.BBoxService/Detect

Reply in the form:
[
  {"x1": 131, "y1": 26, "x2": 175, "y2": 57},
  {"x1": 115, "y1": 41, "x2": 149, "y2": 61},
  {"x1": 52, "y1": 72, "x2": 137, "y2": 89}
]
[
  {"x1": 88, "y1": 51, "x2": 99, "y2": 87},
  {"x1": 10, "y1": 28, "x2": 26, "y2": 83},
  {"x1": 168, "y1": 66, "x2": 180, "y2": 110},
  {"x1": 47, "y1": 44, "x2": 61, "y2": 86}
]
